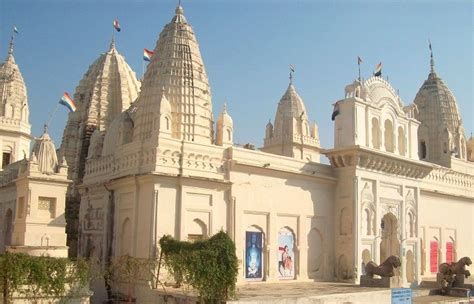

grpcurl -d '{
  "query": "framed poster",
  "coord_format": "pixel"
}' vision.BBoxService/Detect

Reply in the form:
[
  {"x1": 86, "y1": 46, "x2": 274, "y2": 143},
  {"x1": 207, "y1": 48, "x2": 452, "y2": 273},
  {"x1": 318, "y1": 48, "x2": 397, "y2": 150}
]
[
  {"x1": 245, "y1": 231, "x2": 263, "y2": 280},
  {"x1": 277, "y1": 229, "x2": 295, "y2": 279}
]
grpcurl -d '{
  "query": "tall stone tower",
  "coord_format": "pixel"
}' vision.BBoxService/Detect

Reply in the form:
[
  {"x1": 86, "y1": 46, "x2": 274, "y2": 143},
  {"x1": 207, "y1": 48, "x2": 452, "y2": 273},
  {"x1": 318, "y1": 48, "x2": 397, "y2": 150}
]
[
  {"x1": 0, "y1": 34, "x2": 31, "y2": 170},
  {"x1": 413, "y1": 46, "x2": 467, "y2": 167},
  {"x1": 262, "y1": 81, "x2": 321, "y2": 162},
  {"x1": 59, "y1": 40, "x2": 140, "y2": 256},
  {"x1": 132, "y1": 5, "x2": 214, "y2": 144}
]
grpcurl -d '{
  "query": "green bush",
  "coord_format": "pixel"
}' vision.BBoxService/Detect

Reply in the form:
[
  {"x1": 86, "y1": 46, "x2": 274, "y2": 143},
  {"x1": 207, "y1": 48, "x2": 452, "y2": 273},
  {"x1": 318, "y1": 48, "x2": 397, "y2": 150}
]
[
  {"x1": 159, "y1": 231, "x2": 238, "y2": 303},
  {"x1": 0, "y1": 252, "x2": 90, "y2": 303}
]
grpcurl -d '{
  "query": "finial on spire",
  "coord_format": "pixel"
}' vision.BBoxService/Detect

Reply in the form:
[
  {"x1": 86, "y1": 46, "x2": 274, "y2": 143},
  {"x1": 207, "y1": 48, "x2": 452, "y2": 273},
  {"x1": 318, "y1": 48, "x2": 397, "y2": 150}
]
[
  {"x1": 289, "y1": 64, "x2": 295, "y2": 84},
  {"x1": 43, "y1": 123, "x2": 48, "y2": 134},
  {"x1": 429, "y1": 39, "x2": 435, "y2": 73},
  {"x1": 109, "y1": 36, "x2": 116, "y2": 51},
  {"x1": 8, "y1": 26, "x2": 18, "y2": 56},
  {"x1": 223, "y1": 101, "x2": 227, "y2": 113}
]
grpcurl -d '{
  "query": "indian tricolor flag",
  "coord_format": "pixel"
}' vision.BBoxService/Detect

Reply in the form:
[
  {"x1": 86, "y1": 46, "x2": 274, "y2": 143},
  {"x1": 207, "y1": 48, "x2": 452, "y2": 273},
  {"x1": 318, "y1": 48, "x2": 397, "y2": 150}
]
[
  {"x1": 374, "y1": 62, "x2": 382, "y2": 77},
  {"x1": 143, "y1": 48, "x2": 154, "y2": 62},
  {"x1": 59, "y1": 92, "x2": 77, "y2": 112},
  {"x1": 113, "y1": 19, "x2": 121, "y2": 32}
]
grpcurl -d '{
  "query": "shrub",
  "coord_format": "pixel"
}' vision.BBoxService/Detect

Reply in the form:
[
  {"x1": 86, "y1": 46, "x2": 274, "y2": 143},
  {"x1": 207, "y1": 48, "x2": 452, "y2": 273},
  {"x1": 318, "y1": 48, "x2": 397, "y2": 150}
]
[
  {"x1": 159, "y1": 231, "x2": 238, "y2": 303},
  {"x1": 0, "y1": 252, "x2": 90, "y2": 303}
]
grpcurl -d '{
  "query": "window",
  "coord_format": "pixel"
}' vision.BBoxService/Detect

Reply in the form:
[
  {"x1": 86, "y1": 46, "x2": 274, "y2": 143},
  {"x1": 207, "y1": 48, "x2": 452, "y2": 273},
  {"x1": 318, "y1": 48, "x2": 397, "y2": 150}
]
[
  {"x1": 384, "y1": 120, "x2": 394, "y2": 152},
  {"x1": 371, "y1": 118, "x2": 380, "y2": 149},
  {"x1": 398, "y1": 127, "x2": 406, "y2": 156},
  {"x1": 38, "y1": 197, "x2": 56, "y2": 218},
  {"x1": 2, "y1": 152, "x2": 11, "y2": 169},
  {"x1": 420, "y1": 140, "x2": 427, "y2": 159}
]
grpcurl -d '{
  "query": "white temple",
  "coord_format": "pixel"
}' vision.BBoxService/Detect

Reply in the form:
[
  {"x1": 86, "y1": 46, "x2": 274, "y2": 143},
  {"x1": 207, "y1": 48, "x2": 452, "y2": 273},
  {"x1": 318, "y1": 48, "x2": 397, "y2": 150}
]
[{"x1": 0, "y1": 4, "x2": 473, "y2": 302}]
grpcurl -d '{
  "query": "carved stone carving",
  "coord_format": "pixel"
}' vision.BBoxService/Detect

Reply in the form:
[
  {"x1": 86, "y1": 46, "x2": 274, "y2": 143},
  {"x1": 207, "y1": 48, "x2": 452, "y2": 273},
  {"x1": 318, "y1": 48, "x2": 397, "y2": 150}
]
[
  {"x1": 365, "y1": 255, "x2": 401, "y2": 278},
  {"x1": 437, "y1": 257, "x2": 472, "y2": 295}
]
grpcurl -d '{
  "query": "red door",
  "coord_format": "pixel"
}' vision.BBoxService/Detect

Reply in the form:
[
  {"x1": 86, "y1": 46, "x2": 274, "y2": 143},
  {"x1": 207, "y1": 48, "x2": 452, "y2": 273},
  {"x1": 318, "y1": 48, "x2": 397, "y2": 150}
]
[
  {"x1": 430, "y1": 241, "x2": 438, "y2": 273},
  {"x1": 446, "y1": 242, "x2": 453, "y2": 264}
]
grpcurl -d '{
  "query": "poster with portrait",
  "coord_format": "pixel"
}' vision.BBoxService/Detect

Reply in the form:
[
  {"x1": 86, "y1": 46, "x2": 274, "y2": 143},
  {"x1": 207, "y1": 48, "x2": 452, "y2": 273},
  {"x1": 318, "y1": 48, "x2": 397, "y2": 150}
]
[
  {"x1": 245, "y1": 231, "x2": 263, "y2": 280},
  {"x1": 277, "y1": 229, "x2": 295, "y2": 279}
]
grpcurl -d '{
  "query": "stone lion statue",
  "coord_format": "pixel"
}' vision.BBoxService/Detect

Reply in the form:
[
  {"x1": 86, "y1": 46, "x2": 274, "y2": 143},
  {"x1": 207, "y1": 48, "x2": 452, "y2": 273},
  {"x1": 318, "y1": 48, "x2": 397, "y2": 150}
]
[
  {"x1": 365, "y1": 255, "x2": 401, "y2": 278},
  {"x1": 439, "y1": 256, "x2": 472, "y2": 278}
]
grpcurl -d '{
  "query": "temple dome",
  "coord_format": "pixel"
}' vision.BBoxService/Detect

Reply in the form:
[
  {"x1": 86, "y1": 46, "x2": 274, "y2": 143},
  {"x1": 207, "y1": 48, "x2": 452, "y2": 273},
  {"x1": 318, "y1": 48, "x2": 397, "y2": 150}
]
[
  {"x1": 217, "y1": 103, "x2": 233, "y2": 126},
  {"x1": 262, "y1": 82, "x2": 320, "y2": 161},
  {"x1": 31, "y1": 128, "x2": 59, "y2": 174},
  {"x1": 133, "y1": 5, "x2": 213, "y2": 143},
  {"x1": 60, "y1": 40, "x2": 140, "y2": 182},
  {"x1": 413, "y1": 54, "x2": 467, "y2": 165},
  {"x1": 0, "y1": 45, "x2": 29, "y2": 123},
  {"x1": 69, "y1": 39, "x2": 140, "y2": 130},
  {"x1": 273, "y1": 83, "x2": 308, "y2": 137}
]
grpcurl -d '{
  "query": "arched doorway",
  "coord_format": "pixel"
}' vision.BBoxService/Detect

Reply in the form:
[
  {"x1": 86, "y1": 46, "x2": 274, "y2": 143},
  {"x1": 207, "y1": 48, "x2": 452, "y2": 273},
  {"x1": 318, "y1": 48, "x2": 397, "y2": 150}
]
[
  {"x1": 4, "y1": 209, "x2": 13, "y2": 247},
  {"x1": 380, "y1": 212, "x2": 399, "y2": 262}
]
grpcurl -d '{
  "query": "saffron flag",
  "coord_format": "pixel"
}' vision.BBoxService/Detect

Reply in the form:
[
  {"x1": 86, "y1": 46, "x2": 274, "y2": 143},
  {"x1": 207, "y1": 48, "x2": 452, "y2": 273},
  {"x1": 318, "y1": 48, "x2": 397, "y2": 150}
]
[
  {"x1": 374, "y1": 62, "x2": 382, "y2": 77},
  {"x1": 113, "y1": 19, "x2": 121, "y2": 32},
  {"x1": 59, "y1": 92, "x2": 77, "y2": 112},
  {"x1": 331, "y1": 102, "x2": 340, "y2": 121},
  {"x1": 143, "y1": 48, "x2": 154, "y2": 62},
  {"x1": 358, "y1": 56, "x2": 363, "y2": 65}
]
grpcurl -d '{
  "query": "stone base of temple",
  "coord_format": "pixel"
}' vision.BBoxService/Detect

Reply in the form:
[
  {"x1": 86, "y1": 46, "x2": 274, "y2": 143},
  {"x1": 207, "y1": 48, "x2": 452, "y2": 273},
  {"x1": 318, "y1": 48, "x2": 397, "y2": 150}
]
[{"x1": 359, "y1": 275, "x2": 401, "y2": 288}]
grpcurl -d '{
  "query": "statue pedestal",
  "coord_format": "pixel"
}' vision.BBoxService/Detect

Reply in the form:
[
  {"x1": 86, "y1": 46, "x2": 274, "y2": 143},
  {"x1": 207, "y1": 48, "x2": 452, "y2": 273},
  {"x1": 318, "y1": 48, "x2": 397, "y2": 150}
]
[
  {"x1": 435, "y1": 273, "x2": 473, "y2": 297},
  {"x1": 360, "y1": 275, "x2": 401, "y2": 288}
]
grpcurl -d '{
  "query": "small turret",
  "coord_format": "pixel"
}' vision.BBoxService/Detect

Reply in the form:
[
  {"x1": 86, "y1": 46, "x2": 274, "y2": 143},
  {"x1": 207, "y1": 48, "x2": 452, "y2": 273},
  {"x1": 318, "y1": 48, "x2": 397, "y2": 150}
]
[
  {"x1": 216, "y1": 103, "x2": 233, "y2": 147},
  {"x1": 262, "y1": 80, "x2": 320, "y2": 162}
]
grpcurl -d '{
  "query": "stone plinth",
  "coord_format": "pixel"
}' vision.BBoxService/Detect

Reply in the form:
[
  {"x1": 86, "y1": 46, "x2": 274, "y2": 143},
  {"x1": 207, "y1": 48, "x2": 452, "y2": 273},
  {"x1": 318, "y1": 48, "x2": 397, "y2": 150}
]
[{"x1": 360, "y1": 275, "x2": 401, "y2": 288}]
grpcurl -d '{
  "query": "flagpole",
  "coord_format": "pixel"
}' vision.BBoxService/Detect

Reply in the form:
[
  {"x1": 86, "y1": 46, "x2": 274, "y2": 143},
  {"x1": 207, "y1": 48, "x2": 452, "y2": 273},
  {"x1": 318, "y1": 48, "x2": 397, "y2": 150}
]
[
  {"x1": 142, "y1": 60, "x2": 145, "y2": 80},
  {"x1": 46, "y1": 103, "x2": 61, "y2": 130},
  {"x1": 358, "y1": 62, "x2": 361, "y2": 81}
]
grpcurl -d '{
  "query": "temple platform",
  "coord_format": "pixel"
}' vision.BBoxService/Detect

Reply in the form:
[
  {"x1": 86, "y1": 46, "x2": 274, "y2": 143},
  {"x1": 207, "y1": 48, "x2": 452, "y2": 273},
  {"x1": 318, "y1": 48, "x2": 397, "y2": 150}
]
[{"x1": 146, "y1": 281, "x2": 473, "y2": 304}]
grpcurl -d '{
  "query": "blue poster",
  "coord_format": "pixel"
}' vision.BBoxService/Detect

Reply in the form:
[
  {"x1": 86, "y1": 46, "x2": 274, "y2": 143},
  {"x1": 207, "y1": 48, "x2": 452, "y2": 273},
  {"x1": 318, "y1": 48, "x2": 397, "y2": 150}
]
[
  {"x1": 245, "y1": 231, "x2": 263, "y2": 280},
  {"x1": 278, "y1": 230, "x2": 295, "y2": 279}
]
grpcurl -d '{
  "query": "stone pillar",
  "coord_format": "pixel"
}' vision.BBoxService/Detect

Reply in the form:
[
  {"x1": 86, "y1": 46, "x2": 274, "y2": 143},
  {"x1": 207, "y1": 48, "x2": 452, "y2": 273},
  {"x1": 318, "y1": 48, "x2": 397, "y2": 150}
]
[
  {"x1": 297, "y1": 215, "x2": 309, "y2": 280},
  {"x1": 267, "y1": 212, "x2": 277, "y2": 282},
  {"x1": 400, "y1": 185, "x2": 407, "y2": 287}
]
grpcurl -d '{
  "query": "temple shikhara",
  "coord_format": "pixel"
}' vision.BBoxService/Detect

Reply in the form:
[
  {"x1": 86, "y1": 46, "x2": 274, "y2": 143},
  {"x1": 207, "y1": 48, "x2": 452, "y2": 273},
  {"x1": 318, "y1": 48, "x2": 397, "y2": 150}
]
[{"x1": 0, "y1": 4, "x2": 473, "y2": 302}]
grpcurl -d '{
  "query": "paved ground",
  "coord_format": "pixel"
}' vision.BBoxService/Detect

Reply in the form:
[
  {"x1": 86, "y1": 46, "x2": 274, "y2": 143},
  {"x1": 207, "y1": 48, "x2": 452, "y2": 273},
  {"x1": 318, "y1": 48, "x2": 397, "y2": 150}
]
[
  {"x1": 234, "y1": 281, "x2": 385, "y2": 299},
  {"x1": 157, "y1": 281, "x2": 473, "y2": 303}
]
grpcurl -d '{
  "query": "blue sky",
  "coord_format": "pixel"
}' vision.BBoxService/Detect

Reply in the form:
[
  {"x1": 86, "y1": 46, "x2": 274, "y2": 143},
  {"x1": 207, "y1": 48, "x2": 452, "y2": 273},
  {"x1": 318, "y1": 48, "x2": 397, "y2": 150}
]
[{"x1": 1, "y1": 0, "x2": 472, "y2": 153}]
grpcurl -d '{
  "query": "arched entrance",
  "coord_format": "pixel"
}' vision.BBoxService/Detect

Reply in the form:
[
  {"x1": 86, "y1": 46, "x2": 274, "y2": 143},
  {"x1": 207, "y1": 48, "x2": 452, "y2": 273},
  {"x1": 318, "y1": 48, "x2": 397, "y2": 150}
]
[{"x1": 380, "y1": 212, "x2": 399, "y2": 262}]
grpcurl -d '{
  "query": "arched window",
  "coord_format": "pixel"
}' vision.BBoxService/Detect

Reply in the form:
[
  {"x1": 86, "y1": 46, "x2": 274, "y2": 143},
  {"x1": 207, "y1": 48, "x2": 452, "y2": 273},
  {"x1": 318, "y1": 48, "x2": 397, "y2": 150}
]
[
  {"x1": 384, "y1": 120, "x2": 394, "y2": 152},
  {"x1": 420, "y1": 140, "x2": 427, "y2": 159},
  {"x1": 226, "y1": 129, "x2": 232, "y2": 141},
  {"x1": 371, "y1": 118, "x2": 380, "y2": 149},
  {"x1": 398, "y1": 127, "x2": 406, "y2": 156}
]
